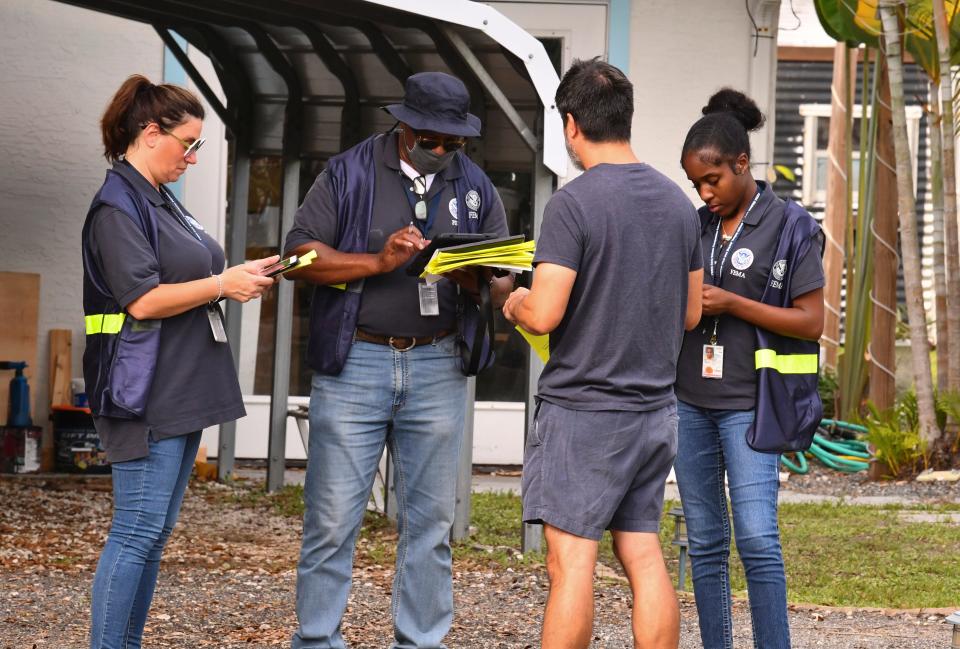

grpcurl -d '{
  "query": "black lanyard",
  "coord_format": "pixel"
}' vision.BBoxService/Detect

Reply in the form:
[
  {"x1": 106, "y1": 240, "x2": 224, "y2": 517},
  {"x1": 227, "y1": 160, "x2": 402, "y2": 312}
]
[
  {"x1": 400, "y1": 173, "x2": 443, "y2": 237},
  {"x1": 158, "y1": 186, "x2": 223, "y2": 278},
  {"x1": 159, "y1": 186, "x2": 203, "y2": 242}
]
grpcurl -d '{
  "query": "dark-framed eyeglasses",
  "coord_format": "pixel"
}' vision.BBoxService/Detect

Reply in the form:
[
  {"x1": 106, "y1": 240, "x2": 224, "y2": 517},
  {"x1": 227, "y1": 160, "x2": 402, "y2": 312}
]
[{"x1": 412, "y1": 130, "x2": 466, "y2": 153}]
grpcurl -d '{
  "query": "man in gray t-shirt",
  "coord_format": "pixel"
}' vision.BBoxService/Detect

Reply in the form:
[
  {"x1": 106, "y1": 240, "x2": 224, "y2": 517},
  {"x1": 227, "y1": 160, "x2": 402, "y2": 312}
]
[{"x1": 503, "y1": 59, "x2": 702, "y2": 649}]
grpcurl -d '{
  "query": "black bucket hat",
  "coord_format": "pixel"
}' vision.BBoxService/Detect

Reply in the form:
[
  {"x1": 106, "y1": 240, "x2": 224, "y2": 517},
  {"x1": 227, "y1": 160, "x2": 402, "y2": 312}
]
[{"x1": 384, "y1": 71, "x2": 481, "y2": 138}]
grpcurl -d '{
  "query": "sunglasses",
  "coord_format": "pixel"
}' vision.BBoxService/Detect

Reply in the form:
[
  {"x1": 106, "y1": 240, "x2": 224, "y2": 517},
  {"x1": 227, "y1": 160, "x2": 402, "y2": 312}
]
[
  {"x1": 158, "y1": 125, "x2": 206, "y2": 159},
  {"x1": 410, "y1": 129, "x2": 465, "y2": 153},
  {"x1": 412, "y1": 175, "x2": 428, "y2": 221}
]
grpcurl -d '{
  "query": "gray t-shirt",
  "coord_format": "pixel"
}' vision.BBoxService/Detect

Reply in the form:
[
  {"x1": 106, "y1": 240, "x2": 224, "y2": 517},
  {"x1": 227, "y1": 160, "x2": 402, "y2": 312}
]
[
  {"x1": 534, "y1": 163, "x2": 703, "y2": 412},
  {"x1": 88, "y1": 166, "x2": 245, "y2": 462},
  {"x1": 675, "y1": 183, "x2": 825, "y2": 410},
  {"x1": 284, "y1": 133, "x2": 509, "y2": 337}
]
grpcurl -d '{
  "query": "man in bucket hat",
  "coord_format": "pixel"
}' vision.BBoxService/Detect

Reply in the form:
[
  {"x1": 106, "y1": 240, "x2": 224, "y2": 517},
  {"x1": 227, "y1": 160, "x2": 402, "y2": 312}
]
[{"x1": 283, "y1": 71, "x2": 513, "y2": 648}]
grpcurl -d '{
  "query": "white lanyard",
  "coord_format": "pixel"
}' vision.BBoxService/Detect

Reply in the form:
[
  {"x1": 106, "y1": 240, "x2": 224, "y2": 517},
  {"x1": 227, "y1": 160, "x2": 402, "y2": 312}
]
[
  {"x1": 708, "y1": 189, "x2": 761, "y2": 285},
  {"x1": 707, "y1": 189, "x2": 761, "y2": 345}
]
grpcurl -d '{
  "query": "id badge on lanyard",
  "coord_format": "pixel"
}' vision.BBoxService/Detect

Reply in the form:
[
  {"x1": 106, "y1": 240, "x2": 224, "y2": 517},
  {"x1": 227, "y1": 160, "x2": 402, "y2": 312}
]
[
  {"x1": 207, "y1": 303, "x2": 228, "y2": 343},
  {"x1": 418, "y1": 282, "x2": 440, "y2": 317},
  {"x1": 702, "y1": 190, "x2": 761, "y2": 379}
]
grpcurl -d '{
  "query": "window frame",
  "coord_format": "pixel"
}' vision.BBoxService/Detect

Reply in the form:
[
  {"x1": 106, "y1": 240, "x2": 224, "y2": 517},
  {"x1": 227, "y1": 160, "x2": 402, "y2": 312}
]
[{"x1": 798, "y1": 103, "x2": 923, "y2": 207}]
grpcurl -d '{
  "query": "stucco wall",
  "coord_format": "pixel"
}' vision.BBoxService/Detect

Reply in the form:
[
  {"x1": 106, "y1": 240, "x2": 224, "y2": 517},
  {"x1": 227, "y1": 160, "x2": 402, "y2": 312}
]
[
  {"x1": 629, "y1": 0, "x2": 780, "y2": 191},
  {"x1": 0, "y1": 0, "x2": 163, "y2": 423}
]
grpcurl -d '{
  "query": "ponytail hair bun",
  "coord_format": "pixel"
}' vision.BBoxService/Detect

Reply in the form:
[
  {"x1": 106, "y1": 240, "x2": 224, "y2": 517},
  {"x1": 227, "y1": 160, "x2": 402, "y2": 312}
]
[
  {"x1": 681, "y1": 88, "x2": 764, "y2": 167},
  {"x1": 702, "y1": 88, "x2": 765, "y2": 132},
  {"x1": 100, "y1": 74, "x2": 204, "y2": 162}
]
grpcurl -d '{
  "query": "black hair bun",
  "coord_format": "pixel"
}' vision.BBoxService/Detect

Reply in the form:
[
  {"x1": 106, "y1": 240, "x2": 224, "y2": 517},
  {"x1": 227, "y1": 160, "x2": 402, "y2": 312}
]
[{"x1": 702, "y1": 88, "x2": 765, "y2": 132}]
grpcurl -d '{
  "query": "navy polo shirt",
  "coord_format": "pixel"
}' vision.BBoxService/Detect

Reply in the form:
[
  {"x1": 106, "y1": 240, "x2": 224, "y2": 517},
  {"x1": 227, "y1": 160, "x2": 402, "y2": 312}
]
[
  {"x1": 675, "y1": 182, "x2": 825, "y2": 410},
  {"x1": 88, "y1": 161, "x2": 246, "y2": 462},
  {"x1": 284, "y1": 132, "x2": 509, "y2": 338}
]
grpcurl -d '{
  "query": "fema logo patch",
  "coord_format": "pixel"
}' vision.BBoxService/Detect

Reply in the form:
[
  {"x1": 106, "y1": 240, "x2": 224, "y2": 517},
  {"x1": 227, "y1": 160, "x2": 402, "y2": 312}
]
[
  {"x1": 772, "y1": 259, "x2": 787, "y2": 281},
  {"x1": 465, "y1": 189, "x2": 481, "y2": 212},
  {"x1": 731, "y1": 248, "x2": 754, "y2": 271},
  {"x1": 449, "y1": 197, "x2": 458, "y2": 218}
]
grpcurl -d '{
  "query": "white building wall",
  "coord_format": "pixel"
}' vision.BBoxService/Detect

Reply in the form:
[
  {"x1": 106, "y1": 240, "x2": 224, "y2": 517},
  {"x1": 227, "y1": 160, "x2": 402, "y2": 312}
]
[
  {"x1": 0, "y1": 0, "x2": 164, "y2": 425},
  {"x1": 1, "y1": 0, "x2": 783, "y2": 466},
  {"x1": 630, "y1": 0, "x2": 781, "y2": 193}
]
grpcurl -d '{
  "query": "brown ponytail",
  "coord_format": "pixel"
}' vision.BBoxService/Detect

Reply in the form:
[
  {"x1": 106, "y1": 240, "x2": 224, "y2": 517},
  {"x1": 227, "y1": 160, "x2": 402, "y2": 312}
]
[{"x1": 100, "y1": 74, "x2": 205, "y2": 162}]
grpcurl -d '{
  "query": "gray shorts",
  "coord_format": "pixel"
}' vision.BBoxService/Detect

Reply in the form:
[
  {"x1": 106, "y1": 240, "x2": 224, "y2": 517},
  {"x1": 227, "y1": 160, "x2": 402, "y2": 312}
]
[{"x1": 521, "y1": 399, "x2": 678, "y2": 540}]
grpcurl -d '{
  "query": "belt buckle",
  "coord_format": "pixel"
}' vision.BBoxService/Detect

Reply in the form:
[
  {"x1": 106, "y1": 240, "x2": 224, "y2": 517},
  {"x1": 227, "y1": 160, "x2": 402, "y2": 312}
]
[{"x1": 388, "y1": 336, "x2": 416, "y2": 352}]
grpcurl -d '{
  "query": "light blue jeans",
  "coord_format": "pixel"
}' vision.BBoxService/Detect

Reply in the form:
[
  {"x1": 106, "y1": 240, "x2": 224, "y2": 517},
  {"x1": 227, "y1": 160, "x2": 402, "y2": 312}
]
[
  {"x1": 293, "y1": 338, "x2": 467, "y2": 649},
  {"x1": 673, "y1": 401, "x2": 790, "y2": 649},
  {"x1": 90, "y1": 431, "x2": 201, "y2": 649}
]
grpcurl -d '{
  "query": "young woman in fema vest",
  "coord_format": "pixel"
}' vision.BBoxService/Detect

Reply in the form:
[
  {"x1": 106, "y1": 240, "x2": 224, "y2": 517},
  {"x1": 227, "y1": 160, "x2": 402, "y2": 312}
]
[
  {"x1": 673, "y1": 89, "x2": 826, "y2": 649},
  {"x1": 83, "y1": 75, "x2": 277, "y2": 649}
]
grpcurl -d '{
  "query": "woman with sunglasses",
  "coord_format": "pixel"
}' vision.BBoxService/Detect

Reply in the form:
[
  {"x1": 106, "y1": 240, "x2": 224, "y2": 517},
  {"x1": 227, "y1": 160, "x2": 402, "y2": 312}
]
[{"x1": 84, "y1": 74, "x2": 278, "y2": 649}]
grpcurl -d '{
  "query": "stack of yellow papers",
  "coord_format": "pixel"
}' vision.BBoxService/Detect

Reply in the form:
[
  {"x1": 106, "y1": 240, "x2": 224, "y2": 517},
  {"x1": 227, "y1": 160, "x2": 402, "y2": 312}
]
[
  {"x1": 516, "y1": 326, "x2": 550, "y2": 363},
  {"x1": 421, "y1": 237, "x2": 536, "y2": 284}
]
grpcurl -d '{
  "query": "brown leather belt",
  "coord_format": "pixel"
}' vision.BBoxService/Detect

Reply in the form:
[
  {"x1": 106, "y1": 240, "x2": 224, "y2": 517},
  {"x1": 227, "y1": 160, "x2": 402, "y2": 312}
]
[{"x1": 354, "y1": 328, "x2": 451, "y2": 351}]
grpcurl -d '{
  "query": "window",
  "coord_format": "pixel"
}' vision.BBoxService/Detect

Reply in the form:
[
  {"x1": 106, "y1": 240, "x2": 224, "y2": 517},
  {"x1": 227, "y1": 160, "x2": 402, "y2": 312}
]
[{"x1": 798, "y1": 103, "x2": 922, "y2": 206}]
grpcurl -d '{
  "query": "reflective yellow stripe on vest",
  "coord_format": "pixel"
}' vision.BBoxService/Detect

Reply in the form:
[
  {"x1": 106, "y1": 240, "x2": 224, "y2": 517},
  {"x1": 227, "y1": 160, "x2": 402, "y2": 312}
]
[
  {"x1": 85, "y1": 313, "x2": 126, "y2": 335},
  {"x1": 754, "y1": 349, "x2": 818, "y2": 374}
]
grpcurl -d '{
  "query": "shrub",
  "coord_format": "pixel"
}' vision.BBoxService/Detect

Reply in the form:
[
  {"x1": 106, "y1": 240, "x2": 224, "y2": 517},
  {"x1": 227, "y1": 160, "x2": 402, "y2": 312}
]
[{"x1": 862, "y1": 390, "x2": 927, "y2": 477}]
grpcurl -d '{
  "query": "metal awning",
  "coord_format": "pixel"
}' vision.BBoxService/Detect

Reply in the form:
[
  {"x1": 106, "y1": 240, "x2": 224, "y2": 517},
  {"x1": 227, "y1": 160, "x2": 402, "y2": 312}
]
[
  {"x1": 53, "y1": 0, "x2": 566, "y2": 173},
  {"x1": 50, "y1": 0, "x2": 559, "y2": 546}
]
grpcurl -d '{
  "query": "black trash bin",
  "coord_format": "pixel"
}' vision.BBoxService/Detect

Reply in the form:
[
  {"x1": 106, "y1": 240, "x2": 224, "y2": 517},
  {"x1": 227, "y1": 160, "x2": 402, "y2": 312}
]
[{"x1": 52, "y1": 406, "x2": 110, "y2": 473}]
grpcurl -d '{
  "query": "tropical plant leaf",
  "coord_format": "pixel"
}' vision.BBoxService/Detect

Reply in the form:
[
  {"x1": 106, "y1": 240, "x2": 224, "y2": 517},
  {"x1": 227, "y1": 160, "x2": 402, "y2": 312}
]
[
  {"x1": 813, "y1": 1, "x2": 960, "y2": 79},
  {"x1": 814, "y1": 0, "x2": 882, "y2": 45},
  {"x1": 773, "y1": 164, "x2": 797, "y2": 182}
]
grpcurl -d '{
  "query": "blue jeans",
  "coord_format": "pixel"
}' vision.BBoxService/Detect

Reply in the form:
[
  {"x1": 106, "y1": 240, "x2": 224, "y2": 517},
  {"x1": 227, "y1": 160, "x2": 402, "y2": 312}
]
[
  {"x1": 90, "y1": 431, "x2": 201, "y2": 649},
  {"x1": 673, "y1": 401, "x2": 789, "y2": 649},
  {"x1": 293, "y1": 338, "x2": 467, "y2": 649}
]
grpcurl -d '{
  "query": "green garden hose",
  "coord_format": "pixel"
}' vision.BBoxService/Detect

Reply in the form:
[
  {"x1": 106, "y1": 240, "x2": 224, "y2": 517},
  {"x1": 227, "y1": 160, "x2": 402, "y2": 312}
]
[
  {"x1": 819, "y1": 418, "x2": 869, "y2": 434},
  {"x1": 778, "y1": 420, "x2": 872, "y2": 474},
  {"x1": 780, "y1": 451, "x2": 809, "y2": 474}
]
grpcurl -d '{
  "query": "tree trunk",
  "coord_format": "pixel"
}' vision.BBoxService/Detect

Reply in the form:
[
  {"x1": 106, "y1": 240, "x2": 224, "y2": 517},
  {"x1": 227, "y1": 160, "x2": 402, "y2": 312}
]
[
  {"x1": 929, "y1": 78, "x2": 949, "y2": 395},
  {"x1": 879, "y1": 1, "x2": 940, "y2": 448},
  {"x1": 870, "y1": 55, "x2": 899, "y2": 414},
  {"x1": 933, "y1": 0, "x2": 959, "y2": 450},
  {"x1": 822, "y1": 43, "x2": 854, "y2": 371}
]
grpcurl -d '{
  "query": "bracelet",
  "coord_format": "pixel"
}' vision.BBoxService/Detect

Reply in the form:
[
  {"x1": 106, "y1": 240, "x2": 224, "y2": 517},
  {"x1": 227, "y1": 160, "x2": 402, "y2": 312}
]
[{"x1": 212, "y1": 274, "x2": 223, "y2": 303}]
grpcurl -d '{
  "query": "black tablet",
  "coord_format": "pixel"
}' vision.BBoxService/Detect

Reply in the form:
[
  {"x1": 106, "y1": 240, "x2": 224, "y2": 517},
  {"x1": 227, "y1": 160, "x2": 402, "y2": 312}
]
[{"x1": 405, "y1": 232, "x2": 498, "y2": 276}]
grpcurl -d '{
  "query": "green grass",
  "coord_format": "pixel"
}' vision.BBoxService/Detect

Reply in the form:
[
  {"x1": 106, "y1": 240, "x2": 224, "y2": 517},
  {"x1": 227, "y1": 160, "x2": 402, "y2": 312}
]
[
  {"x1": 777, "y1": 502, "x2": 960, "y2": 608},
  {"x1": 214, "y1": 482, "x2": 960, "y2": 609}
]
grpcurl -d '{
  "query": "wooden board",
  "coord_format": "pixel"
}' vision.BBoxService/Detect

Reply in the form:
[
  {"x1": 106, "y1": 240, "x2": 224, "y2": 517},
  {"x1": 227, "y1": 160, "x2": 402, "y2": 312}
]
[
  {"x1": 0, "y1": 272, "x2": 41, "y2": 425},
  {"x1": 48, "y1": 329, "x2": 72, "y2": 407}
]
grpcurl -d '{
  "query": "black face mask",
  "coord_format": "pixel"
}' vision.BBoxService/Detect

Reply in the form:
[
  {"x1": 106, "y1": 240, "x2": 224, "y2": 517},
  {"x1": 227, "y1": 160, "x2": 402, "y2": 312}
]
[{"x1": 404, "y1": 134, "x2": 457, "y2": 174}]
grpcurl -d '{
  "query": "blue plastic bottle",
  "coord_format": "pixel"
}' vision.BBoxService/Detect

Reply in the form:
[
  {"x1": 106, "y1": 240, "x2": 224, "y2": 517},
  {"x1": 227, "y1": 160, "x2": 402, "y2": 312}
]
[{"x1": 1, "y1": 361, "x2": 31, "y2": 427}]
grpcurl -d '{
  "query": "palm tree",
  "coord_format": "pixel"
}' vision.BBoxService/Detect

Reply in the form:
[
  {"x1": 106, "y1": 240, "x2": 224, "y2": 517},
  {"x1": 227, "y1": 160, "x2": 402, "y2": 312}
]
[
  {"x1": 932, "y1": 0, "x2": 960, "y2": 398},
  {"x1": 879, "y1": 0, "x2": 940, "y2": 447}
]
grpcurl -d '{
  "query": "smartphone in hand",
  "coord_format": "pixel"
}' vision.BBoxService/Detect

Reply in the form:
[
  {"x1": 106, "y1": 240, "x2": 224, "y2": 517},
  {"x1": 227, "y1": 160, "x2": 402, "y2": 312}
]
[{"x1": 263, "y1": 254, "x2": 300, "y2": 278}]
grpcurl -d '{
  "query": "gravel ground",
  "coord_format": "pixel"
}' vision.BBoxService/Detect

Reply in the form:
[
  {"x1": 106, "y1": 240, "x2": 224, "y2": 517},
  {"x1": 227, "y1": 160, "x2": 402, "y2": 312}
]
[
  {"x1": 0, "y1": 476, "x2": 954, "y2": 649},
  {"x1": 782, "y1": 461, "x2": 960, "y2": 502}
]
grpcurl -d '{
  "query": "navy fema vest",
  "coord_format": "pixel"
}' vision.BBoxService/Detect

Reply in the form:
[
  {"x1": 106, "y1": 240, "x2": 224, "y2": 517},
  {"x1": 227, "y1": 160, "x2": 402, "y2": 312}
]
[
  {"x1": 307, "y1": 133, "x2": 499, "y2": 375},
  {"x1": 81, "y1": 162, "x2": 163, "y2": 419},
  {"x1": 746, "y1": 199, "x2": 825, "y2": 453}
]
